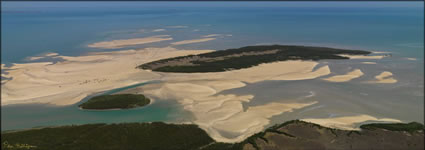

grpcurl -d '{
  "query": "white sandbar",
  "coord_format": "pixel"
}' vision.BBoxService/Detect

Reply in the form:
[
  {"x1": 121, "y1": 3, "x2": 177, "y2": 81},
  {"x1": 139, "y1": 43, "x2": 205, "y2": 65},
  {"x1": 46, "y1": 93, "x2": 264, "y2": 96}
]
[
  {"x1": 45, "y1": 53, "x2": 59, "y2": 57},
  {"x1": 361, "y1": 62, "x2": 377, "y2": 64},
  {"x1": 140, "y1": 80, "x2": 318, "y2": 143},
  {"x1": 322, "y1": 69, "x2": 364, "y2": 82},
  {"x1": 171, "y1": 38, "x2": 216, "y2": 45},
  {"x1": 1, "y1": 47, "x2": 213, "y2": 106},
  {"x1": 367, "y1": 71, "x2": 397, "y2": 84},
  {"x1": 88, "y1": 35, "x2": 172, "y2": 49},
  {"x1": 302, "y1": 114, "x2": 401, "y2": 130},
  {"x1": 406, "y1": 57, "x2": 417, "y2": 61},
  {"x1": 339, "y1": 54, "x2": 386, "y2": 59},
  {"x1": 5, "y1": 46, "x2": 391, "y2": 143},
  {"x1": 152, "y1": 29, "x2": 165, "y2": 32},
  {"x1": 202, "y1": 34, "x2": 221, "y2": 38},
  {"x1": 138, "y1": 60, "x2": 330, "y2": 142}
]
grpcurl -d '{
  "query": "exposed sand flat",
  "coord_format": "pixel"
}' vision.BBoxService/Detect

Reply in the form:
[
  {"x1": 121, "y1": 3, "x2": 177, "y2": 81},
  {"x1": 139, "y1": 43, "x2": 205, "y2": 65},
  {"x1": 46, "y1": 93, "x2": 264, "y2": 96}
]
[
  {"x1": 361, "y1": 62, "x2": 377, "y2": 64},
  {"x1": 4, "y1": 47, "x2": 335, "y2": 143},
  {"x1": 26, "y1": 56, "x2": 44, "y2": 61},
  {"x1": 339, "y1": 54, "x2": 386, "y2": 59},
  {"x1": 8, "y1": 62, "x2": 54, "y2": 69},
  {"x1": 367, "y1": 71, "x2": 397, "y2": 84},
  {"x1": 87, "y1": 35, "x2": 173, "y2": 49},
  {"x1": 140, "y1": 80, "x2": 317, "y2": 142},
  {"x1": 44, "y1": 53, "x2": 59, "y2": 57},
  {"x1": 1, "y1": 47, "x2": 214, "y2": 106},
  {"x1": 202, "y1": 34, "x2": 221, "y2": 38},
  {"x1": 152, "y1": 29, "x2": 165, "y2": 32},
  {"x1": 138, "y1": 60, "x2": 330, "y2": 142},
  {"x1": 171, "y1": 38, "x2": 216, "y2": 45},
  {"x1": 302, "y1": 114, "x2": 401, "y2": 130},
  {"x1": 376, "y1": 71, "x2": 392, "y2": 79},
  {"x1": 322, "y1": 69, "x2": 364, "y2": 82},
  {"x1": 25, "y1": 53, "x2": 60, "y2": 61},
  {"x1": 210, "y1": 101, "x2": 318, "y2": 142},
  {"x1": 372, "y1": 51, "x2": 391, "y2": 54}
]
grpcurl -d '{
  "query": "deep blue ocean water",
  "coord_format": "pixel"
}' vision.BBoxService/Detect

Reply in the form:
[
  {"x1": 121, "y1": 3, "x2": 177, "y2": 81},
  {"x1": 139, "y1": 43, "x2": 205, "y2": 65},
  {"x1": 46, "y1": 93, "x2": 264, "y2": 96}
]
[{"x1": 2, "y1": 2, "x2": 424, "y2": 64}]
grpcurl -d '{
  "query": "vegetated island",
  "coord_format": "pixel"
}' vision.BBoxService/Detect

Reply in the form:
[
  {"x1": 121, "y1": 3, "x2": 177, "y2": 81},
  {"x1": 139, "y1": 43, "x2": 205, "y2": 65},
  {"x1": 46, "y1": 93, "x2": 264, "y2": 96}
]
[
  {"x1": 78, "y1": 94, "x2": 150, "y2": 110},
  {"x1": 2, "y1": 120, "x2": 423, "y2": 150},
  {"x1": 138, "y1": 45, "x2": 371, "y2": 73}
]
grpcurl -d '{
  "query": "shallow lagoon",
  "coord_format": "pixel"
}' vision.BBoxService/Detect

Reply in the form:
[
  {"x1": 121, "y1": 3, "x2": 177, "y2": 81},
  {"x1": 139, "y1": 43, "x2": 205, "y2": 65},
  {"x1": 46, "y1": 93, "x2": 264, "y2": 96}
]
[{"x1": 2, "y1": 81, "x2": 194, "y2": 131}]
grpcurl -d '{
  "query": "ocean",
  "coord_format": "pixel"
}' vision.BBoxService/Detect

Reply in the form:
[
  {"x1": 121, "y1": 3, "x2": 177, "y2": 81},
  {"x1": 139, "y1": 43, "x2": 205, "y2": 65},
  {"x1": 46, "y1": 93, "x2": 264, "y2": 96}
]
[{"x1": 1, "y1": 2, "x2": 424, "y2": 131}]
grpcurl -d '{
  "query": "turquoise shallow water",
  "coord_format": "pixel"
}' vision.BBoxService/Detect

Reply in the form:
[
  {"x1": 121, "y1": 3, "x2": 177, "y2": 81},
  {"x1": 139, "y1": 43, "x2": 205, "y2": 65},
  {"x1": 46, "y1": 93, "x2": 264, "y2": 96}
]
[
  {"x1": 1, "y1": 2, "x2": 424, "y2": 131},
  {"x1": 2, "y1": 81, "x2": 194, "y2": 131}
]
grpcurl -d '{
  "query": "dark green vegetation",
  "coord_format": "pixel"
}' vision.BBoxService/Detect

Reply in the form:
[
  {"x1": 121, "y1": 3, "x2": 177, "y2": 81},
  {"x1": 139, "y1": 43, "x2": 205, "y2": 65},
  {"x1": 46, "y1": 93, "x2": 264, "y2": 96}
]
[
  {"x1": 360, "y1": 122, "x2": 424, "y2": 133},
  {"x1": 231, "y1": 120, "x2": 424, "y2": 150},
  {"x1": 78, "y1": 94, "x2": 150, "y2": 110},
  {"x1": 2, "y1": 120, "x2": 423, "y2": 150},
  {"x1": 138, "y1": 45, "x2": 371, "y2": 73},
  {"x1": 1, "y1": 122, "x2": 214, "y2": 150}
]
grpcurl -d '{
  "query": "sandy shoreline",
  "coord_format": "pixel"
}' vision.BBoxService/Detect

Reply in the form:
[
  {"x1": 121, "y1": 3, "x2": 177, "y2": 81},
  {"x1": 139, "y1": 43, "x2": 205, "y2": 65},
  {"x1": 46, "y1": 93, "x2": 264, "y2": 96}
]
[
  {"x1": 339, "y1": 54, "x2": 387, "y2": 59},
  {"x1": 302, "y1": 114, "x2": 401, "y2": 130}
]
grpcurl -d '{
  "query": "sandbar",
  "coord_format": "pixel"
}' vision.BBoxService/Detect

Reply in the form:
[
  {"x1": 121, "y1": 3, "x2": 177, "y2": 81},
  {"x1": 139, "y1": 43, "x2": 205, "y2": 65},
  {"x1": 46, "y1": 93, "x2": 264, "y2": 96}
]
[
  {"x1": 152, "y1": 29, "x2": 165, "y2": 32},
  {"x1": 361, "y1": 62, "x2": 377, "y2": 64},
  {"x1": 88, "y1": 35, "x2": 172, "y2": 49},
  {"x1": 138, "y1": 60, "x2": 331, "y2": 142},
  {"x1": 302, "y1": 114, "x2": 401, "y2": 130},
  {"x1": 406, "y1": 57, "x2": 417, "y2": 61},
  {"x1": 171, "y1": 38, "x2": 216, "y2": 45},
  {"x1": 339, "y1": 54, "x2": 386, "y2": 59},
  {"x1": 140, "y1": 80, "x2": 318, "y2": 142},
  {"x1": 372, "y1": 51, "x2": 391, "y2": 54},
  {"x1": 3, "y1": 45, "x2": 393, "y2": 143},
  {"x1": 322, "y1": 69, "x2": 364, "y2": 82},
  {"x1": 44, "y1": 53, "x2": 59, "y2": 57},
  {"x1": 202, "y1": 34, "x2": 221, "y2": 38},
  {"x1": 367, "y1": 71, "x2": 397, "y2": 84},
  {"x1": 1, "y1": 47, "x2": 213, "y2": 106},
  {"x1": 26, "y1": 56, "x2": 44, "y2": 61}
]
